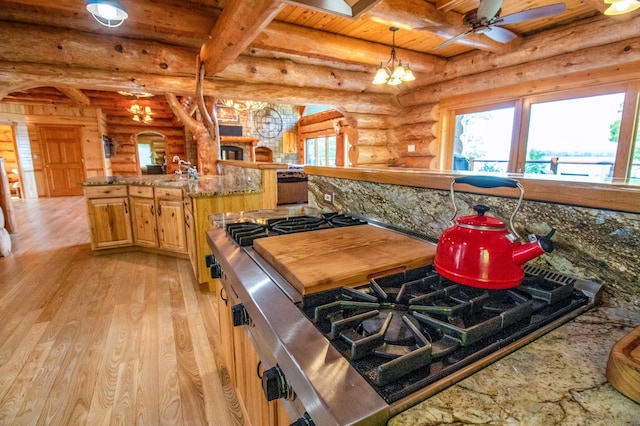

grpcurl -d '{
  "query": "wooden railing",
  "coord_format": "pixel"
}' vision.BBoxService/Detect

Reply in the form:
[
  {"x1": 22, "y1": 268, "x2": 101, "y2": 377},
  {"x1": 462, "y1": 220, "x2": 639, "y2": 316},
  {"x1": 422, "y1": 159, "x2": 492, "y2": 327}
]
[{"x1": 464, "y1": 157, "x2": 639, "y2": 181}]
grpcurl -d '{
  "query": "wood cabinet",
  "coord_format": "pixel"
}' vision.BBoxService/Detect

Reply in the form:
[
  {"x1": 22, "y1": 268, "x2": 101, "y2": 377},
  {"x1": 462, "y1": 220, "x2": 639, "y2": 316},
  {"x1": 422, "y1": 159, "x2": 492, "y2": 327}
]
[
  {"x1": 129, "y1": 185, "x2": 187, "y2": 254},
  {"x1": 184, "y1": 197, "x2": 197, "y2": 275},
  {"x1": 216, "y1": 287, "x2": 289, "y2": 426},
  {"x1": 234, "y1": 326, "x2": 276, "y2": 426},
  {"x1": 130, "y1": 186, "x2": 157, "y2": 248},
  {"x1": 84, "y1": 185, "x2": 133, "y2": 249}
]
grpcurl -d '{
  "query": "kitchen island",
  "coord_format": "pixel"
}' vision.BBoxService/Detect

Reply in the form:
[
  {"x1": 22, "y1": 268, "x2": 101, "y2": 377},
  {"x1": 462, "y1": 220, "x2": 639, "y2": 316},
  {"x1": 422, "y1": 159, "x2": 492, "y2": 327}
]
[{"x1": 82, "y1": 161, "x2": 286, "y2": 287}]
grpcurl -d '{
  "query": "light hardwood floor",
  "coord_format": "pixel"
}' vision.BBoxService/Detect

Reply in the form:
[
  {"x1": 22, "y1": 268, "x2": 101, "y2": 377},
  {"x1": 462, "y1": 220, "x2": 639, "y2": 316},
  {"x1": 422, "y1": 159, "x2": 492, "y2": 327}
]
[{"x1": 0, "y1": 196, "x2": 243, "y2": 425}]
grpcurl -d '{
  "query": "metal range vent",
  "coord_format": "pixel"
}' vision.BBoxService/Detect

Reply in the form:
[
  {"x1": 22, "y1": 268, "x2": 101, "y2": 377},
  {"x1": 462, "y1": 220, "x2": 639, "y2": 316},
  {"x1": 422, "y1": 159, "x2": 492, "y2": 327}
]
[{"x1": 283, "y1": 0, "x2": 382, "y2": 18}]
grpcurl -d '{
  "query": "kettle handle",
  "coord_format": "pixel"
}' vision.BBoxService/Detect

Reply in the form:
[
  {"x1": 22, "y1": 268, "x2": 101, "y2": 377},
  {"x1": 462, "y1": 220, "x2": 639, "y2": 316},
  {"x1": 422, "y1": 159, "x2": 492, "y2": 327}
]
[
  {"x1": 449, "y1": 175, "x2": 525, "y2": 239},
  {"x1": 453, "y1": 176, "x2": 519, "y2": 189}
]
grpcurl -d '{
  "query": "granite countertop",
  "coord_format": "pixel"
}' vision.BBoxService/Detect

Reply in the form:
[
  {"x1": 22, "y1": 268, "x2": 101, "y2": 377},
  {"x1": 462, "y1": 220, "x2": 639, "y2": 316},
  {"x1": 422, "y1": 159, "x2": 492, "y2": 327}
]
[
  {"x1": 389, "y1": 304, "x2": 640, "y2": 425},
  {"x1": 81, "y1": 174, "x2": 262, "y2": 198}
]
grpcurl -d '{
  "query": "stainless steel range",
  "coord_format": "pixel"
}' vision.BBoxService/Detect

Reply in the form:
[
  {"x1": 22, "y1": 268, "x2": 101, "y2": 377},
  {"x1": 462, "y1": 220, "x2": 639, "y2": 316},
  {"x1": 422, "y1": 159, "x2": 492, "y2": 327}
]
[{"x1": 205, "y1": 208, "x2": 602, "y2": 425}]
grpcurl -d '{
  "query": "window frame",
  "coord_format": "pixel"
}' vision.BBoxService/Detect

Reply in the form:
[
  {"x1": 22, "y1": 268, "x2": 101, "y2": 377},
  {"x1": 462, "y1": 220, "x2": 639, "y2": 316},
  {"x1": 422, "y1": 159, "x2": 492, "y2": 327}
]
[
  {"x1": 304, "y1": 134, "x2": 338, "y2": 166},
  {"x1": 440, "y1": 81, "x2": 640, "y2": 181}
]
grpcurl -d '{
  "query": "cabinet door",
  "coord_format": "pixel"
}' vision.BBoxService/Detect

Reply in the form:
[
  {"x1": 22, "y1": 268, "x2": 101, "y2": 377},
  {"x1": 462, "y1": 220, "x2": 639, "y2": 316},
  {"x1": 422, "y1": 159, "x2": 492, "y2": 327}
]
[
  {"x1": 217, "y1": 287, "x2": 236, "y2": 387},
  {"x1": 156, "y1": 199, "x2": 187, "y2": 253},
  {"x1": 184, "y1": 202, "x2": 197, "y2": 275},
  {"x1": 130, "y1": 196, "x2": 158, "y2": 248},
  {"x1": 234, "y1": 328, "x2": 276, "y2": 426},
  {"x1": 86, "y1": 197, "x2": 132, "y2": 249}
]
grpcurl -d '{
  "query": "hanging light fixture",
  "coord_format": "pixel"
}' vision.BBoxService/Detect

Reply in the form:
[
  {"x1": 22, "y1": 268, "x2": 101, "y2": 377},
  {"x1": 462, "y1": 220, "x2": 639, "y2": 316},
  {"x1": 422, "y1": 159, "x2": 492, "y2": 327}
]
[
  {"x1": 603, "y1": 0, "x2": 640, "y2": 15},
  {"x1": 128, "y1": 103, "x2": 153, "y2": 124},
  {"x1": 86, "y1": 0, "x2": 128, "y2": 28},
  {"x1": 372, "y1": 27, "x2": 416, "y2": 86},
  {"x1": 219, "y1": 99, "x2": 268, "y2": 112}
]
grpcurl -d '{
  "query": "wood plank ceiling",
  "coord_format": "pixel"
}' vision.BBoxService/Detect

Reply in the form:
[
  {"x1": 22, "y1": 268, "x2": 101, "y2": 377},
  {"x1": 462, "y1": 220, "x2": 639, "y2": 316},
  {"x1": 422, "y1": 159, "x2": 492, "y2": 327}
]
[{"x1": 0, "y1": 0, "x2": 629, "y2": 114}]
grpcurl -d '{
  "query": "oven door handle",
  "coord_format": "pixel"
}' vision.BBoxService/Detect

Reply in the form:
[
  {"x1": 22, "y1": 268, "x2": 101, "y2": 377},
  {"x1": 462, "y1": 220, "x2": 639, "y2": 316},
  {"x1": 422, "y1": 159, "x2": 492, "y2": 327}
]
[
  {"x1": 256, "y1": 360, "x2": 263, "y2": 379},
  {"x1": 219, "y1": 287, "x2": 228, "y2": 306}
]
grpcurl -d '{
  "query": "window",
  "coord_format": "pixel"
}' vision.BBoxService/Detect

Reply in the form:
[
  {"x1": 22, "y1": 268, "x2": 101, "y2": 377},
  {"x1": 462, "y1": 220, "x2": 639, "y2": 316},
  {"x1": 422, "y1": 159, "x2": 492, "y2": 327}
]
[
  {"x1": 305, "y1": 136, "x2": 337, "y2": 166},
  {"x1": 443, "y1": 82, "x2": 640, "y2": 183},
  {"x1": 631, "y1": 112, "x2": 640, "y2": 181},
  {"x1": 138, "y1": 143, "x2": 152, "y2": 168},
  {"x1": 525, "y1": 93, "x2": 625, "y2": 179},
  {"x1": 453, "y1": 105, "x2": 515, "y2": 172}
]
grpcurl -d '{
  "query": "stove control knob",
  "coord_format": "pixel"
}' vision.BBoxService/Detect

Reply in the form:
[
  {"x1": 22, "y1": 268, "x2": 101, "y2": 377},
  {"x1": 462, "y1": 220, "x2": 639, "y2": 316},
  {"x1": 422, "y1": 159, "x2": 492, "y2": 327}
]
[
  {"x1": 205, "y1": 254, "x2": 216, "y2": 267},
  {"x1": 209, "y1": 263, "x2": 222, "y2": 279},
  {"x1": 262, "y1": 365, "x2": 291, "y2": 401},
  {"x1": 291, "y1": 413, "x2": 315, "y2": 426},
  {"x1": 231, "y1": 304, "x2": 250, "y2": 326}
]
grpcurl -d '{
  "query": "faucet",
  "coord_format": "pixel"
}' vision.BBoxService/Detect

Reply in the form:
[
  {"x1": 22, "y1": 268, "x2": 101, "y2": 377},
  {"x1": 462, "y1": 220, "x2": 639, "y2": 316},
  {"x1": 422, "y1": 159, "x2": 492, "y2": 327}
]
[{"x1": 173, "y1": 156, "x2": 197, "y2": 181}]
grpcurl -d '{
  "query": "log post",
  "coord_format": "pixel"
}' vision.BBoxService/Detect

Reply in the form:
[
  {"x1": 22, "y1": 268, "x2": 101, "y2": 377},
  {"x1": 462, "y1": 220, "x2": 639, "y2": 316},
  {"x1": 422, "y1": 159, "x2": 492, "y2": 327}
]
[{"x1": 0, "y1": 158, "x2": 16, "y2": 234}]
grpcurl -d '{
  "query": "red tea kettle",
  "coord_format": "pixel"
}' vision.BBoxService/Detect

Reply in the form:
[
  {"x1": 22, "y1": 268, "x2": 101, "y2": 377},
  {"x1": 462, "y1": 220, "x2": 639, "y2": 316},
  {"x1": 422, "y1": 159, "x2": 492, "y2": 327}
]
[{"x1": 434, "y1": 176, "x2": 555, "y2": 290}]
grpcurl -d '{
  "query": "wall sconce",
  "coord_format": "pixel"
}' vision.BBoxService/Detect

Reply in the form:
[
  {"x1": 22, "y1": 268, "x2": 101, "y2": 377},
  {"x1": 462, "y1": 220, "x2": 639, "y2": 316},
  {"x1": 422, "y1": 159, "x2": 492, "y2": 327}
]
[
  {"x1": 603, "y1": 0, "x2": 640, "y2": 15},
  {"x1": 86, "y1": 0, "x2": 128, "y2": 28},
  {"x1": 372, "y1": 27, "x2": 416, "y2": 86}
]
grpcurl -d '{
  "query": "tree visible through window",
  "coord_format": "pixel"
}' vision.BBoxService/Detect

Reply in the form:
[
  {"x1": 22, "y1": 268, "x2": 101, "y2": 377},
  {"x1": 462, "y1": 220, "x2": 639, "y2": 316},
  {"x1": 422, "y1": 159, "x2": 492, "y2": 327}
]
[
  {"x1": 447, "y1": 86, "x2": 638, "y2": 183},
  {"x1": 525, "y1": 93, "x2": 625, "y2": 178}
]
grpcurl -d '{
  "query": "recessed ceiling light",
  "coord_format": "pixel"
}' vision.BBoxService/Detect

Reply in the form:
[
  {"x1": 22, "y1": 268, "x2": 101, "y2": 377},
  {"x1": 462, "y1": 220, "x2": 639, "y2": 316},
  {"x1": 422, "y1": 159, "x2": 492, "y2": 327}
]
[{"x1": 86, "y1": 0, "x2": 128, "y2": 28}]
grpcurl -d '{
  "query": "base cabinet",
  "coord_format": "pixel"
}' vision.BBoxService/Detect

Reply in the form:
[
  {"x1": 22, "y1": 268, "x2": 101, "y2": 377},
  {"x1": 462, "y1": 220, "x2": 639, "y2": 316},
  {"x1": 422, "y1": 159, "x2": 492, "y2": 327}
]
[
  {"x1": 128, "y1": 185, "x2": 187, "y2": 254},
  {"x1": 216, "y1": 287, "x2": 289, "y2": 426},
  {"x1": 84, "y1": 185, "x2": 133, "y2": 249}
]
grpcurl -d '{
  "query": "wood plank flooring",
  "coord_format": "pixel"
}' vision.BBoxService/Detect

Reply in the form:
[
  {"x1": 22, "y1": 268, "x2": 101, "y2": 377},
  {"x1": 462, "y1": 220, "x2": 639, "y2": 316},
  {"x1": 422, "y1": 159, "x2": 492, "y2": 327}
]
[{"x1": 0, "y1": 196, "x2": 244, "y2": 425}]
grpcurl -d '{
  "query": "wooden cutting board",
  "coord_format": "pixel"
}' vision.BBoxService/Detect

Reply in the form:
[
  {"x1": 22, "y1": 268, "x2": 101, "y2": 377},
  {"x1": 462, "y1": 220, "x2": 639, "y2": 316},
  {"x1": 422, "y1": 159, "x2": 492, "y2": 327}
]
[
  {"x1": 253, "y1": 225, "x2": 437, "y2": 295},
  {"x1": 606, "y1": 325, "x2": 640, "y2": 403}
]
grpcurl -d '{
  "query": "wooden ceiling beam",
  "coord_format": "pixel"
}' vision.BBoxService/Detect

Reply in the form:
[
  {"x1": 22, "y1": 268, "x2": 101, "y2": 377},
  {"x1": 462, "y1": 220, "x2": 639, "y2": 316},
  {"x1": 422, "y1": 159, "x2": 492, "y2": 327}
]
[
  {"x1": 0, "y1": 61, "x2": 402, "y2": 115},
  {"x1": 57, "y1": 87, "x2": 91, "y2": 105},
  {"x1": 199, "y1": 0, "x2": 286, "y2": 76},
  {"x1": 255, "y1": 20, "x2": 445, "y2": 73}
]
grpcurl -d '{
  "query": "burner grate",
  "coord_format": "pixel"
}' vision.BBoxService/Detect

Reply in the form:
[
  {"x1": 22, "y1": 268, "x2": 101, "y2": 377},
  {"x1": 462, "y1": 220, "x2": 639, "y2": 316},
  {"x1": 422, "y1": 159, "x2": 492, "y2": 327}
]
[
  {"x1": 225, "y1": 213, "x2": 368, "y2": 245},
  {"x1": 302, "y1": 264, "x2": 592, "y2": 402}
]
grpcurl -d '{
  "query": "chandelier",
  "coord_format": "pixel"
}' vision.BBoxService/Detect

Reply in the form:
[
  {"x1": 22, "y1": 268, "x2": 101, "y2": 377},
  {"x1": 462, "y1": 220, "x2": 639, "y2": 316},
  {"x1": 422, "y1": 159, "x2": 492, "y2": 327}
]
[
  {"x1": 372, "y1": 27, "x2": 415, "y2": 86},
  {"x1": 219, "y1": 99, "x2": 268, "y2": 112},
  {"x1": 128, "y1": 103, "x2": 153, "y2": 124}
]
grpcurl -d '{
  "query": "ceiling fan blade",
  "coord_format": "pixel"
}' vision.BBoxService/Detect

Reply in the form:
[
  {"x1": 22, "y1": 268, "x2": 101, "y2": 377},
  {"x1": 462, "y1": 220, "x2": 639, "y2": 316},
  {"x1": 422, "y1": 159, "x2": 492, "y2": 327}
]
[
  {"x1": 483, "y1": 25, "x2": 518, "y2": 43},
  {"x1": 477, "y1": 0, "x2": 503, "y2": 20},
  {"x1": 434, "y1": 28, "x2": 474, "y2": 50},
  {"x1": 497, "y1": 3, "x2": 566, "y2": 26}
]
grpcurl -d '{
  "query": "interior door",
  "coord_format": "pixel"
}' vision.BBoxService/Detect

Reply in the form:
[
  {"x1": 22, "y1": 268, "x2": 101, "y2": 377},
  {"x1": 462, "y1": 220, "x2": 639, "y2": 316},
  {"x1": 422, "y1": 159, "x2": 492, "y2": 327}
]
[{"x1": 40, "y1": 125, "x2": 84, "y2": 196}]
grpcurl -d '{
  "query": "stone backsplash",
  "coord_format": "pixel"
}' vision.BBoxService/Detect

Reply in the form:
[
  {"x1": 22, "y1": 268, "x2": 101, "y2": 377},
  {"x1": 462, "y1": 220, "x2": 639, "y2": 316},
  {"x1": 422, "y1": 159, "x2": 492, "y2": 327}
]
[{"x1": 308, "y1": 175, "x2": 640, "y2": 309}]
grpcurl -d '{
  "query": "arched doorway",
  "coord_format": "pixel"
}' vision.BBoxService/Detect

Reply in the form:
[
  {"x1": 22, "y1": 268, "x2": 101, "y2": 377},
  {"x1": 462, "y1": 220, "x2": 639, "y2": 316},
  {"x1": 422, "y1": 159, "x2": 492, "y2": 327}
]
[{"x1": 136, "y1": 132, "x2": 167, "y2": 174}]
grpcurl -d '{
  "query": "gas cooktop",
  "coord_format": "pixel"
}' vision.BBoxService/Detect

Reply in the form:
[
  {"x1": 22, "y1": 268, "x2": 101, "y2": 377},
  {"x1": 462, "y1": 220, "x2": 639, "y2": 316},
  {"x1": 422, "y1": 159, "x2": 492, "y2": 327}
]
[{"x1": 300, "y1": 264, "x2": 595, "y2": 404}]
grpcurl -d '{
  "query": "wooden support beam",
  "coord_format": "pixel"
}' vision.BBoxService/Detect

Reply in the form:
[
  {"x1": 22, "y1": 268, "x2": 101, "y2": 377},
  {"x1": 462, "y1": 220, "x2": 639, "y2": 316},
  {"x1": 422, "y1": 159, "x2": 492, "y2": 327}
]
[
  {"x1": 255, "y1": 20, "x2": 445, "y2": 74},
  {"x1": 56, "y1": 87, "x2": 91, "y2": 105},
  {"x1": 199, "y1": 0, "x2": 285, "y2": 76},
  {"x1": 0, "y1": 61, "x2": 402, "y2": 115}
]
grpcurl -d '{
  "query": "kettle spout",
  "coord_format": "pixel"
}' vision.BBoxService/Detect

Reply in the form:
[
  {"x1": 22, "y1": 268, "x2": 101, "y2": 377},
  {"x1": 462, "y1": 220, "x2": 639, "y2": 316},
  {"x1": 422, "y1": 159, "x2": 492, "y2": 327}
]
[{"x1": 512, "y1": 229, "x2": 555, "y2": 266}]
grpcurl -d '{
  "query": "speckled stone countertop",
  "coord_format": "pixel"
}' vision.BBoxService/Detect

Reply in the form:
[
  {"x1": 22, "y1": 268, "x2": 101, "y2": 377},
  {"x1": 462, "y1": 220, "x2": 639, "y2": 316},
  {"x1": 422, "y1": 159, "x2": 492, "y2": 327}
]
[
  {"x1": 81, "y1": 173, "x2": 261, "y2": 198},
  {"x1": 388, "y1": 305, "x2": 640, "y2": 425}
]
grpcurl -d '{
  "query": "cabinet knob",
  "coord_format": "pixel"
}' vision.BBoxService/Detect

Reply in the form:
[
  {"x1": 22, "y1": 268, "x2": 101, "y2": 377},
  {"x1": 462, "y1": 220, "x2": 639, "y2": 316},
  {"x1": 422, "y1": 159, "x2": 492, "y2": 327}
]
[
  {"x1": 290, "y1": 413, "x2": 315, "y2": 426},
  {"x1": 262, "y1": 365, "x2": 293, "y2": 401},
  {"x1": 231, "y1": 304, "x2": 250, "y2": 327},
  {"x1": 209, "y1": 263, "x2": 222, "y2": 279}
]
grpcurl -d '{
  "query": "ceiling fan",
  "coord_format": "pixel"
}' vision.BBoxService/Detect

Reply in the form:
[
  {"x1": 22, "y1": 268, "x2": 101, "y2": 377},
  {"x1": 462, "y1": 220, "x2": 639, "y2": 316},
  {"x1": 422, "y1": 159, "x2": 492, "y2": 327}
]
[{"x1": 420, "y1": 0, "x2": 566, "y2": 50}]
